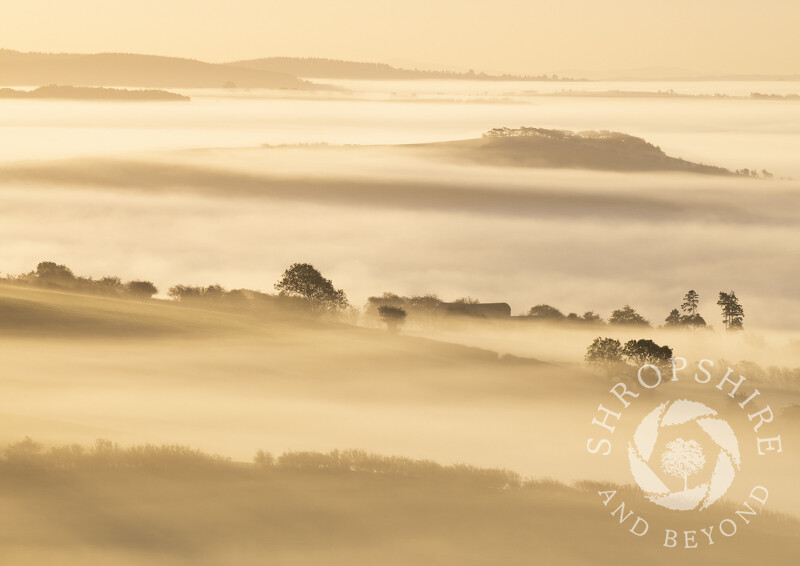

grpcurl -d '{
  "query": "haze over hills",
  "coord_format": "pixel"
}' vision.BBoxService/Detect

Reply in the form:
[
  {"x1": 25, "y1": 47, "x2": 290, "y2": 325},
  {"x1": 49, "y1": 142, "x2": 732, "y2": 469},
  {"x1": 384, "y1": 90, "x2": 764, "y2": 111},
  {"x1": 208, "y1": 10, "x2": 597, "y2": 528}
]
[
  {"x1": 229, "y1": 57, "x2": 583, "y2": 81},
  {"x1": 0, "y1": 49, "x2": 317, "y2": 89}
]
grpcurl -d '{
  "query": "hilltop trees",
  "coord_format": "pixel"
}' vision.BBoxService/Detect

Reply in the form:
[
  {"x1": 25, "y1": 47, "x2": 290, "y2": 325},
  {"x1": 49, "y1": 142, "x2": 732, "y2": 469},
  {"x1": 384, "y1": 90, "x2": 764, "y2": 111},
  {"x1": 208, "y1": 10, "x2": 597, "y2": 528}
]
[
  {"x1": 527, "y1": 304, "x2": 565, "y2": 320},
  {"x1": 664, "y1": 290, "x2": 706, "y2": 328},
  {"x1": 275, "y1": 263, "x2": 348, "y2": 314},
  {"x1": 125, "y1": 280, "x2": 158, "y2": 299},
  {"x1": 717, "y1": 291, "x2": 744, "y2": 331},
  {"x1": 681, "y1": 290, "x2": 699, "y2": 315},
  {"x1": 608, "y1": 305, "x2": 650, "y2": 327},
  {"x1": 4, "y1": 261, "x2": 158, "y2": 299}
]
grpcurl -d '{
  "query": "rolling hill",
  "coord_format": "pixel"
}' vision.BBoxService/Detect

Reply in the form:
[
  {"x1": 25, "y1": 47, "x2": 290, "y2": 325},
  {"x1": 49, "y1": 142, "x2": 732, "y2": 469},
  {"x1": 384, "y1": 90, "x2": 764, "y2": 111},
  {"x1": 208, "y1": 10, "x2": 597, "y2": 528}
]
[
  {"x1": 0, "y1": 85, "x2": 189, "y2": 101},
  {"x1": 0, "y1": 49, "x2": 318, "y2": 89},
  {"x1": 405, "y1": 127, "x2": 734, "y2": 174}
]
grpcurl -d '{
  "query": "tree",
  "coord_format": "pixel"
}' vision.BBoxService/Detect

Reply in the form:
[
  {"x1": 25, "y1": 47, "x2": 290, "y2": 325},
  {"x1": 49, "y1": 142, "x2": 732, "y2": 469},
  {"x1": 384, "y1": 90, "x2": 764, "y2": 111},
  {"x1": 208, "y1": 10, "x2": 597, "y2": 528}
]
[
  {"x1": 274, "y1": 263, "x2": 348, "y2": 314},
  {"x1": 96, "y1": 276, "x2": 124, "y2": 295},
  {"x1": 125, "y1": 280, "x2": 158, "y2": 299},
  {"x1": 682, "y1": 313, "x2": 707, "y2": 328},
  {"x1": 34, "y1": 261, "x2": 75, "y2": 287},
  {"x1": 378, "y1": 305, "x2": 407, "y2": 333},
  {"x1": 585, "y1": 337, "x2": 624, "y2": 372},
  {"x1": 582, "y1": 311, "x2": 603, "y2": 324},
  {"x1": 168, "y1": 285, "x2": 206, "y2": 301},
  {"x1": 661, "y1": 438, "x2": 706, "y2": 491},
  {"x1": 717, "y1": 291, "x2": 744, "y2": 331},
  {"x1": 681, "y1": 290, "x2": 699, "y2": 316},
  {"x1": 622, "y1": 339, "x2": 673, "y2": 369},
  {"x1": 608, "y1": 305, "x2": 650, "y2": 327},
  {"x1": 527, "y1": 304, "x2": 565, "y2": 320},
  {"x1": 664, "y1": 309, "x2": 683, "y2": 327}
]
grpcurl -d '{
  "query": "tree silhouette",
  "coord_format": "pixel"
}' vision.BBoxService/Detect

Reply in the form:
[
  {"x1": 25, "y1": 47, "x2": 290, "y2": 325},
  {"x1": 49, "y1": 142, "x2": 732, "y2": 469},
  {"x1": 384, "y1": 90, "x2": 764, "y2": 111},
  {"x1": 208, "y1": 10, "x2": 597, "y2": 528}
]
[
  {"x1": 622, "y1": 339, "x2": 673, "y2": 369},
  {"x1": 527, "y1": 304, "x2": 565, "y2": 320},
  {"x1": 275, "y1": 263, "x2": 348, "y2": 314},
  {"x1": 378, "y1": 305, "x2": 407, "y2": 333},
  {"x1": 585, "y1": 337, "x2": 624, "y2": 372},
  {"x1": 664, "y1": 308, "x2": 682, "y2": 327},
  {"x1": 717, "y1": 291, "x2": 744, "y2": 331},
  {"x1": 125, "y1": 280, "x2": 158, "y2": 299},
  {"x1": 34, "y1": 261, "x2": 76, "y2": 288},
  {"x1": 608, "y1": 305, "x2": 650, "y2": 327},
  {"x1": 661, "y1": 438, "x2": 706, "y2": 491},
  {"x1": 681, "y1": 290, "x2": 699, "y2": 315}
]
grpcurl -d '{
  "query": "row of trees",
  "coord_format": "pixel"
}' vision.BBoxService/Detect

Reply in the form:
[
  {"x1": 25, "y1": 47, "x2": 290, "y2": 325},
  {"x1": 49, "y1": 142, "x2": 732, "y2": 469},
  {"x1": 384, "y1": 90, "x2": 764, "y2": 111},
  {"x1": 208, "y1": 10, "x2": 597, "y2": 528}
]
[
  {"x1": 525, "y1": 289, "x2": 745, "y2": 331},
  {"x1": 2, "y1": 261, "x2": 158, "y2": 298},
  {"x1": 1, "y1": 262, "x2": 747, "y2": 332}
]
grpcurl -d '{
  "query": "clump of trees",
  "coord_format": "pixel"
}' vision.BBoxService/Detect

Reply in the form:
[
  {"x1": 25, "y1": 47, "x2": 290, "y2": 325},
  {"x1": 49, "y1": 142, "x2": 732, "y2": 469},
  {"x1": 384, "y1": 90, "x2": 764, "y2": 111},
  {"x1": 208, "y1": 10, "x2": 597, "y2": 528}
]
[
  {"x1": 2, "y1": 261, "x2": 158, "y2": 299},
  {"x1": 365, "y1": 292, "x2": 444, "y2": 324},
  {"x1": 664, "y1": 290, "x2": 707, "y2": 328},
  {"x1": 735, "y1": 168, "x2": 773, "y2": 179},
  {"x1": 585, "y1": 337, "x2": 673, "y2": 375},
  {"x1": 608, "y1": 305, "x2": 650, "y2": 327},
  {"x1": 523, "y1": 304, "x2": 603, "y2": 325},
  {"x1": 717, "y1": 291, "x2": 744, "y2": 331}
]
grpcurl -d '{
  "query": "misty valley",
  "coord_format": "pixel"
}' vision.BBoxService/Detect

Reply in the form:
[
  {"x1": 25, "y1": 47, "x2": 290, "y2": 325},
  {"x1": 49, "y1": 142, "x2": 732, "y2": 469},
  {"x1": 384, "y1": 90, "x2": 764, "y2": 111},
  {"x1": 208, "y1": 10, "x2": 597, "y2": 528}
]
[{"x1": 1, "y1": 66, "x2": 799, "y2": 565}]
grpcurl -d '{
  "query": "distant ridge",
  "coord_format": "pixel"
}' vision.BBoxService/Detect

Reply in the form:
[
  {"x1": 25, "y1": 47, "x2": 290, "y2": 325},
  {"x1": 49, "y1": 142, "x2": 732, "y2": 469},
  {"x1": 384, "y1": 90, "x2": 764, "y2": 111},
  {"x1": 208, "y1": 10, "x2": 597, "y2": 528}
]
[
  {"x1": 0, "y1": 49, "x2": 319, "y2": 89},
  {"x1": 229, "y1": 57, "x2": 584, "y2": 81},
  {"x1": 403, "y1": 127, "x2": 734, "y2": 175},
  {"x1": 0, "y1": 85, "x2": 189, "y2": 101}
]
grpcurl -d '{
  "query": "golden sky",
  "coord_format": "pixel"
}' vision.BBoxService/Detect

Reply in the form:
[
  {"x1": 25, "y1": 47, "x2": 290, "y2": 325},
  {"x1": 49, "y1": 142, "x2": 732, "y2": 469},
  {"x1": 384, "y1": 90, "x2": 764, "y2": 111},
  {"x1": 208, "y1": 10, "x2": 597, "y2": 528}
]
[{"x1": 2, "y1": 0, "x2": 797, "y2": 76}]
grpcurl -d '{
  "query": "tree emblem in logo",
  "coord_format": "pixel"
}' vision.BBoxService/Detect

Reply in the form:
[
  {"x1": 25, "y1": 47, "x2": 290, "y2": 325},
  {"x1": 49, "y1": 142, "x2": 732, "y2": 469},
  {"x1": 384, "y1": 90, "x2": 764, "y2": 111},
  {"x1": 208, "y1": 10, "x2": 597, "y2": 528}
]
[{"x1": 628, "y1": 400, "x2": 741, "y2": 511}]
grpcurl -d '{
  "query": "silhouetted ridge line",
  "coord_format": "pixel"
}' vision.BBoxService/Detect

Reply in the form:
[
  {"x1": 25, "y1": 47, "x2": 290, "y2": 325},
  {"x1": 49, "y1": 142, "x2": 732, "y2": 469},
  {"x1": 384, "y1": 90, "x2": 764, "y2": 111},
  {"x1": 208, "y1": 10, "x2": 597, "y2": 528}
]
[
  {"x1": 229, "y1": 56, "x2": 586, "y2": 81},
  {"x1": 0, "y1": 49, "x2": 323, "y2": 89},
  {"x1": 0, "y1": 85, "x2": 189, "y2": 101}
]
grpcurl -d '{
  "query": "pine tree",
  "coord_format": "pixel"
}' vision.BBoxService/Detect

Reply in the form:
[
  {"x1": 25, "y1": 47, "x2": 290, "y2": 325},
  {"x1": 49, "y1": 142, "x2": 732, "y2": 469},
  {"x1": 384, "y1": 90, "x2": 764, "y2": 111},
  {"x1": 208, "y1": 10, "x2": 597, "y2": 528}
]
[
  {"x1": 681, "y1": 290, "x2": 700, "y2": 315},
  {"x1": 717, "y1": 291, "x2": 744, "y2": 331}
]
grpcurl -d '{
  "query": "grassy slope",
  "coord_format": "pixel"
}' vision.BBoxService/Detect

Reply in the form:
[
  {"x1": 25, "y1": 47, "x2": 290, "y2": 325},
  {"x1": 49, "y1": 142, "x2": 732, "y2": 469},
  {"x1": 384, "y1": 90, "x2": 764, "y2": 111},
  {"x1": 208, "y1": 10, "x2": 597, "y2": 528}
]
[{"x1": 0, "y1": 457, "x2": 798, "y2": 566}]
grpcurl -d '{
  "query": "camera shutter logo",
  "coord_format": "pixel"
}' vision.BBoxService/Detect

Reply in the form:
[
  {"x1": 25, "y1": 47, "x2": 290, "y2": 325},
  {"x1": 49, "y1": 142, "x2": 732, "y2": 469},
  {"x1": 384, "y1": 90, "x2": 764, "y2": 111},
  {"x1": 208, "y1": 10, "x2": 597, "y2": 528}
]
[{"x1": 628, "y1": 399, "x2": 741, "y2": 511}]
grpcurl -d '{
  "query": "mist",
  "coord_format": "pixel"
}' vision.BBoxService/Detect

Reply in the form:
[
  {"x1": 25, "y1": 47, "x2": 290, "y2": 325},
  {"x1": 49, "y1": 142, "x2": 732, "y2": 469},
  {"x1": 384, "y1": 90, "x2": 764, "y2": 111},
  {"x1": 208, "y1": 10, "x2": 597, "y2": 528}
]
[{"x1": 2, "y1": 78, "x2": 799, "y2": 563}]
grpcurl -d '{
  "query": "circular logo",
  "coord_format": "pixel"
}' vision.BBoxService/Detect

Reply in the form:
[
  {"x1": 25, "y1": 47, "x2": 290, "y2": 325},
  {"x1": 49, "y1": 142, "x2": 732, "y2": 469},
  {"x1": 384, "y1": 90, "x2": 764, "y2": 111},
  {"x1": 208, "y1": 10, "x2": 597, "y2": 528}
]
[{"x1": 628, "y1": 399, "x2": 741, "y2": 511}]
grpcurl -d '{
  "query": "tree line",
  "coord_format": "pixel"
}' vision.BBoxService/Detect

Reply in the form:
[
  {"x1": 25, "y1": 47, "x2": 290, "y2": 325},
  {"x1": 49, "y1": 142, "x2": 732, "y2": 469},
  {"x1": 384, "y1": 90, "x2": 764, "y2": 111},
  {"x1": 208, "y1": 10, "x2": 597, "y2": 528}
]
[{"x1": 2, "y1": 261, "x2": 746, "y2": 332}]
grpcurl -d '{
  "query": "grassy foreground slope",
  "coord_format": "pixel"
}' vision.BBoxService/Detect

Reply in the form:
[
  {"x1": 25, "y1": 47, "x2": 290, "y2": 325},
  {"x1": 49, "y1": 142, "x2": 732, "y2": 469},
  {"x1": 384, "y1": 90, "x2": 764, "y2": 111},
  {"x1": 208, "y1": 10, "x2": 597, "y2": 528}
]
[{"x1": 0, "y1": 444, "x2": 798, "y2": 566}]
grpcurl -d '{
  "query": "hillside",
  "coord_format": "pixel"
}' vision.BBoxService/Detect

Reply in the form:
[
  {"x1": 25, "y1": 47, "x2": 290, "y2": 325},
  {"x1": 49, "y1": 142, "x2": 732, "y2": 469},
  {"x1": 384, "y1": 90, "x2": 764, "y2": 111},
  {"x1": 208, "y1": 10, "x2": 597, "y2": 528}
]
[
  {"x1": 405, "y1": 127, "x2": 734, "y2": 174},
  {"x1": 0, "y1": 85, "x2": 189, "y2": 101},
  {"x1": 229, "y1": 56, "x2": 580, "y2": 81},
  {"x1": 0, "y1": 49, "x2": 317, "y2": 89},
  {"x1": 1, "y1": 444, "x2": 798, "y2": 566}
]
